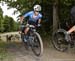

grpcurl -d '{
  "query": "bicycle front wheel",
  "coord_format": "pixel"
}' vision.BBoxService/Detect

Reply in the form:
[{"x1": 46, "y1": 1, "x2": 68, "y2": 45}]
[{"x1": 31, "y1": 32, "x2": 43, "y2": 56}]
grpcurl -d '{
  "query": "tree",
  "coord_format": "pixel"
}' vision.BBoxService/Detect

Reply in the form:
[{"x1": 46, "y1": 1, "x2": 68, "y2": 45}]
[
  {"x1": 53, "y1": 0, "x2": 59, "y2": 32},
  {"x1": 3, "y1": 15, "x2": 19, "y2": 32},
  {"x1": 58, "y1": 0, "x2": 75, "y2": 30},
  {"x1": 0, "y1": 0, "x2": 75, "y2": 35},
  {"x1": 0, "y1": 7, "x2": 4, "y2": 32},
  {"x1": 1, "y1": 0, "x2": 42, "y2": 14}
]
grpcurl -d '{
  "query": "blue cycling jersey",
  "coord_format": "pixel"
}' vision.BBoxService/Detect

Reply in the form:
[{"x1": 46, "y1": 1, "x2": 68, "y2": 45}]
[{"x1": 23, "y1": 11, "x2": 42, "y2": 23}]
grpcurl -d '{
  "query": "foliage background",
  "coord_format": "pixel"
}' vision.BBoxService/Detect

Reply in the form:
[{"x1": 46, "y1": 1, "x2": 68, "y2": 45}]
[{"x1": 0, "y1": 0, "x2": 75, "y2": 36}]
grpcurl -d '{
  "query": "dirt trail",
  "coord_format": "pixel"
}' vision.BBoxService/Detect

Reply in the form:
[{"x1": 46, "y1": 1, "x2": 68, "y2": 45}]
[
  {"x1": 1, "y1": 41, "x2": 75, "y2": 61},
  {"x1": 0, "y1": 32, "x2": 75, "y2": 61}
]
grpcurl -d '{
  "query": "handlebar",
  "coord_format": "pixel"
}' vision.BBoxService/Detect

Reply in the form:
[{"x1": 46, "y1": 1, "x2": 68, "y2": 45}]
[
  {"x1": 25, "y1": 24, "x2": 35, "y2": 28},
  {"x1": 20, "y1": 24, "x2": 35, "y2": 28},
  {"x1": 20, "y1": 23, "x2": 41, "y2": 29}
]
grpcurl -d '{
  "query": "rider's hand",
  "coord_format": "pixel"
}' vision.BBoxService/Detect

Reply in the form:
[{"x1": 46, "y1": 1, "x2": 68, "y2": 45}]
[
  {"x1": 37, "y1": 23, "x2": 41, "y2": 27},
  {"x1": 19, "y1": 16, "x2": 24, "y2": 24}
]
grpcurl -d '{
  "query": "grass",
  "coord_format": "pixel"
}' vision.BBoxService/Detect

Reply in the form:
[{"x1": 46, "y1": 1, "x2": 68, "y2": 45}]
[{"x1": 0, "y1": 41, "x2": 9, "y2": 61}]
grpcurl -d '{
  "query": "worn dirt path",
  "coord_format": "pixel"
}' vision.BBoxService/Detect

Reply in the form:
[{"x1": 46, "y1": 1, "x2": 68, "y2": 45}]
[
  {"x1": 0, "y1": 32, "x2": 75, "y2": 61},
  {"x1": 1, "y1": 41, "x2": 75, "y2": 61}
]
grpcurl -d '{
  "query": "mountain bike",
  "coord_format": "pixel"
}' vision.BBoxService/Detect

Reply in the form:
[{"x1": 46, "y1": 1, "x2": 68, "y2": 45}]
[
  {"x1": 20, "y1": 24, "x2": 43, "y2": 56},
  {"x1": 52, "y1": 22, "x2": 75, "y2": 52}
]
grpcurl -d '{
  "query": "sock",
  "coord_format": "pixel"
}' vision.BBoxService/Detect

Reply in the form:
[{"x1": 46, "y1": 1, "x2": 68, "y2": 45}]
[{"x1": 67, "y1": 32, "x2": 70, "y2": 34}]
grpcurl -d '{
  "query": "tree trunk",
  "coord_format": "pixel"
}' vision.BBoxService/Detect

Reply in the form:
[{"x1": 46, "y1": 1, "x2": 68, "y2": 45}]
[{"x1": 53, "y1": 0, "x2": 59, "y2": 33}]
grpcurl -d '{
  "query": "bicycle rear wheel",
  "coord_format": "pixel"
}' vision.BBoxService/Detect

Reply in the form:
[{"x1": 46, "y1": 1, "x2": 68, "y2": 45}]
[{"x1": 52, "y1": 29, "x2": 69, "y2": 52}]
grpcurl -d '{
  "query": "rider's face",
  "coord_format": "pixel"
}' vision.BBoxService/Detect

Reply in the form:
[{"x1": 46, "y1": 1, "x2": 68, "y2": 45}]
[{"x1": 34, "y1": 11, "x2": 39, "y2": 16}]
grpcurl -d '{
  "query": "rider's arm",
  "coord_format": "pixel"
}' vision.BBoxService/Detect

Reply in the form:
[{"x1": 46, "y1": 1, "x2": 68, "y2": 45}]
[
  {"x1": 19, "y1": 16, "x2": 24, "y2": 24},
  {"x1": 37, "y1": 19, "x2": 42, "y2": 27},
  {"x1": 38, "y1": 19, "x2": 41, "y2": 24},
  {"x1": 20, "y1": 11, "x2": 33, "y2": 24},
  {"x1": 38, "y1": 14, "x2": 42, "y2": 24},
  {"x1": 23, "y1": 11, "x2": 33, "y2": 17}
]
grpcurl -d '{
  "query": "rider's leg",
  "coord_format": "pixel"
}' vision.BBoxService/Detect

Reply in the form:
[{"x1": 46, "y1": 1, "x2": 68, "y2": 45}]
[
  {"x1": 65, "y1": 26, "x2": 75, "y2": 42},
  {"x1": 24, "y1": 27, "x2": 30, "y2": 35},
  {"x1": 66, "y1": 26, "x2": 75, "y2": 47},
  {"x1": 67, "y1": 25, "x2": 75, "y2": 34},
  {"x1": 18, "y1": 27, "x2": 22, "y2": 34},
  {"x1": 23, "y1": 27, "x2": 30, "y2": 42}
]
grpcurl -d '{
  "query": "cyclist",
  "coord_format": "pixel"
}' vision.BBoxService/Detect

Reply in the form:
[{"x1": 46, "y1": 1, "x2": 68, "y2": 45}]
[
  {"x1": 66, "y1": 6, "x2": 75, "y2": 47},
  {"x1": 67, "y1": 6, "x2": 75, "y2": 34},
  {"x1": 19, "y1": 4, "x2": 42, "y2": 41}
]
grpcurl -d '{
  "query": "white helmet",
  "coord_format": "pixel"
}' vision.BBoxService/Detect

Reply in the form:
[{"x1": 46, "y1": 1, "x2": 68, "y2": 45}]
[{"x1": 33, "y1": 4, "x2": 41, "y2": 11}]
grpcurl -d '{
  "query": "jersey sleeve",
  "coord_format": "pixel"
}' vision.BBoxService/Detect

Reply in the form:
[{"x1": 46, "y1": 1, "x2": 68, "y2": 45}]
[
  {"x1": 39, "y1": 14, "x2": 42, "y2": 19},
  {"x1": 23, "y1": 11, "x2": 33, "y2": 17}
]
